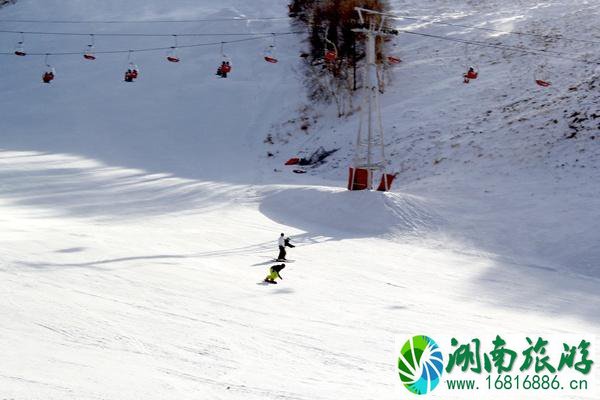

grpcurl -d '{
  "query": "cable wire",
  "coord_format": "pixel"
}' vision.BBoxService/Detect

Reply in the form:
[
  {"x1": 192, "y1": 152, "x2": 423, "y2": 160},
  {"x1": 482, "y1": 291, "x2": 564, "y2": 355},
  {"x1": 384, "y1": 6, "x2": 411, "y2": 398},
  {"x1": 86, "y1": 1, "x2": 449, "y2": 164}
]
[
  {"x1": 2, "y1": 12, "x2": 597, "y2": 44},
  {"x1": 0, "y1": 16, "x2": 292, "y2": 24},
  {"x1": 1, "y1": 15, "x2": 597, "y2": 66},
  {"x1": 0, "y1": 29, "x2": 304, "y2": 37},
  {"x1": 399, "y1": 29, "x2": 600, "y2": 66},
  {"x1": 0, "y1": 34, "x2": 291, "y2": 56},
  {"x1": 392, "y1": 15, "x2": 600, "y2": 46}
]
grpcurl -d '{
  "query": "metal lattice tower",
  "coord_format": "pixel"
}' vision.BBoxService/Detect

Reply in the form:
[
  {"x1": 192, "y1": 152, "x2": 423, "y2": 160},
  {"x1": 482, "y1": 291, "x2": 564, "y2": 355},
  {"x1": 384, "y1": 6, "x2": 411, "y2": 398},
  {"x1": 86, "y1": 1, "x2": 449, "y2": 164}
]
[{"x1": 351, "y1": 8, "x2": 395, "y2": 190}]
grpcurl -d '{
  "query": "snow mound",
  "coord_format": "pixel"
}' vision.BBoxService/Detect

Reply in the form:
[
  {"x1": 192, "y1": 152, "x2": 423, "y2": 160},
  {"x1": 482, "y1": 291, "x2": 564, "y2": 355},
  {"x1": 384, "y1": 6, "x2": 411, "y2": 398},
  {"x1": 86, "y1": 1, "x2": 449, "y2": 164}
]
[{"x1": 258, "y1": 185, "x2": 443, "y2": 238}]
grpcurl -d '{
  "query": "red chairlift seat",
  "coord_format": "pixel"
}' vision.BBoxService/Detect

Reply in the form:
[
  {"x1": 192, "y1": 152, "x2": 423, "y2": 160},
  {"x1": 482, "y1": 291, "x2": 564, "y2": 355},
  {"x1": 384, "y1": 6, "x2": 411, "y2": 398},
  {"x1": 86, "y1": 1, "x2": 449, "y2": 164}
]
[
  {"x1": 166, "y1": 36, "x2": 181, "y2": 63},
  {"x1": 42, "y1": 71, "x2": 54, "y2": 84},
  {"x1": 217, "y1": 61, "x2": 232, "y2": 78},
  {"x1": 14, "y1": 35, "x2": 26, "y2": 56},
  {"x1": 264, "y1": 35, "x2": 279, "y2": 64},
  {"x1": 124, "y1": 67, "x2": 138, "y2": 82},
  {"x1": 324, "y1": 50, "x2": 337, "y2": 62},
  {"x1": 125, "y1": 52, "x2": 139, "y2": 81},
  {"x1": 533, "y1": 64, "x2": 553, "y2": 88},
  {"x1": 465, "y1": 70, "x2": 478, "y2": 80},
  {"x1": 463, "y1": 68, "x2": 479, "y2": 83},
  {"x1": 83, "y1": 35, "x2": 96, "y2": 61},
  {"x1": 323, "y1": 28, "x2": 338, "y2": 64},
  {"x1": 462, "y1": 44, "x2": 479, "y2": 83},
  {"x1": 535, "y1": 79, "x2": 551, "y2": 87},
  {"x1": 387, "y1": 55, "x2": 401, "y2": 65},
  {"x1": 218, "y1": 43, "x2": 232, "y2": 74}
]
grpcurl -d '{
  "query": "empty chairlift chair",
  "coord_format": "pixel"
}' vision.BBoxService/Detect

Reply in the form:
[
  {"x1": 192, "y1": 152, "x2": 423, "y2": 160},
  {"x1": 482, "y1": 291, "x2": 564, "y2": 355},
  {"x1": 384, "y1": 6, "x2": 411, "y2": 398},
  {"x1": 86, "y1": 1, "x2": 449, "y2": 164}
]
[
  {"x1": 83, "y1": 34, "x2": 97, "y2": 60},
  {"x1": 264, "y1": 34, "x2": 279, "y2": 64},
  {"x1": 14, "y1": 32, "x2": 26, "y2": 56},
  {"x1": 534, "y1": 64, "x2": 552, "y2": 87},
  {"x1": 166, "y1": 35, "x2": 181, "y2": 63}
]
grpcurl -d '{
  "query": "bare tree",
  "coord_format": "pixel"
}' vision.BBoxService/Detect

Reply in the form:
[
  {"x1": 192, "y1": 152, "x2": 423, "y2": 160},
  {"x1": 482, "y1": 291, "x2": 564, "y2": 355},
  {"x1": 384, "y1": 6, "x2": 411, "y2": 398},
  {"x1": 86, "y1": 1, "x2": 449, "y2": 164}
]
[{"x1": 289, "y1": 0, "x2": 391, "y2": 116}]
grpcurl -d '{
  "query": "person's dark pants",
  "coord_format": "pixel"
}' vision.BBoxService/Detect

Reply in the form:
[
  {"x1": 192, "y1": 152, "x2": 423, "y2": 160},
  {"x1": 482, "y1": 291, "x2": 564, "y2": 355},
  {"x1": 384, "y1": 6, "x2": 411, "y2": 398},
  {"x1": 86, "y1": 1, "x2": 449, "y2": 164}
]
[{"x1": 277, "y1": 246, "x2": 286, "y2": 260}]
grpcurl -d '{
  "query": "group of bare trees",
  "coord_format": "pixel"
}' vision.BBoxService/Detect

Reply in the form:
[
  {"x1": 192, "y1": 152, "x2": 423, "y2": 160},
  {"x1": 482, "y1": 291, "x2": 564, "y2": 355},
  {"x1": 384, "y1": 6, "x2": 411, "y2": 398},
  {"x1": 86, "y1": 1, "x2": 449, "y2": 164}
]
[{"x1": 289, "y1": 0, "x2": 390, "y2": 117}]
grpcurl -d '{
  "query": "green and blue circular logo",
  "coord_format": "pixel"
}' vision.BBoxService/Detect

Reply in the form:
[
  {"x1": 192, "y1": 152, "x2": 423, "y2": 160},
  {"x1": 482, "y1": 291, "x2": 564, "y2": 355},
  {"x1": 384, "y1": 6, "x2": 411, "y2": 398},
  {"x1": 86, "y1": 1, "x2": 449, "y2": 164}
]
[{"x1": 397, "y1": 335, "x2": 444, "y2": 395}]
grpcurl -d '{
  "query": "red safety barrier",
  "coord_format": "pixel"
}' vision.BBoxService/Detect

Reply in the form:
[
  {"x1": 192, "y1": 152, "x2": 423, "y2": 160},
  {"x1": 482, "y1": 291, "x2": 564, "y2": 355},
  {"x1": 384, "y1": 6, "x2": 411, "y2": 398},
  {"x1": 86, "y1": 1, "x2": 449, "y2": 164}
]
[
  {"x1": 376, "y1": 173, "x2": 397, "y2": 192},
  {"x1": 348, "y1": 167, "x2": 369, "y2": 191}
]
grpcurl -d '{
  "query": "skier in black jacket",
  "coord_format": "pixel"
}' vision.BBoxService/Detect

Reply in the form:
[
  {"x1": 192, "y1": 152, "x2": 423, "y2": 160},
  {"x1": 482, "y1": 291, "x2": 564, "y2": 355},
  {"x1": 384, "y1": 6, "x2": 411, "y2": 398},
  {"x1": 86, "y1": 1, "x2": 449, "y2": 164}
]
[{"x1": 264, "y1": 264, "x2": 285, "y2": 284}]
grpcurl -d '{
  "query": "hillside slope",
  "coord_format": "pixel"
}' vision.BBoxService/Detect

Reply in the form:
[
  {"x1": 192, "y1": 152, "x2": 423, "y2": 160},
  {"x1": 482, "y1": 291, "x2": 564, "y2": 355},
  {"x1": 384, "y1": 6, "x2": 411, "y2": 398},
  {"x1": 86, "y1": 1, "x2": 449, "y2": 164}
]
[{"x1": 268, "y1": 0, "x2": 600, "y2": 275}]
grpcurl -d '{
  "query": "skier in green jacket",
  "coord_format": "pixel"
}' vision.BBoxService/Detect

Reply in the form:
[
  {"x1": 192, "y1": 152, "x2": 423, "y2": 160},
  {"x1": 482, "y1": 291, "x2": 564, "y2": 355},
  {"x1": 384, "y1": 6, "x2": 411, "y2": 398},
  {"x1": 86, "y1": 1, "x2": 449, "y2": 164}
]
[{"x1": 264, "y1": 264, "x2": 285, "y2": 284}]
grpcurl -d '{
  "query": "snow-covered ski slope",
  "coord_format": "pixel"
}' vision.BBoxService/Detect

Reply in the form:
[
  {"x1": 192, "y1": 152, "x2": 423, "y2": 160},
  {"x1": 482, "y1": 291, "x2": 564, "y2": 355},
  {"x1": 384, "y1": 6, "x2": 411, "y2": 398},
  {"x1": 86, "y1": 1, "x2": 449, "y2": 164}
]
[{"x1": 0, "y1": 1, "x2": 598, "y2": 399}]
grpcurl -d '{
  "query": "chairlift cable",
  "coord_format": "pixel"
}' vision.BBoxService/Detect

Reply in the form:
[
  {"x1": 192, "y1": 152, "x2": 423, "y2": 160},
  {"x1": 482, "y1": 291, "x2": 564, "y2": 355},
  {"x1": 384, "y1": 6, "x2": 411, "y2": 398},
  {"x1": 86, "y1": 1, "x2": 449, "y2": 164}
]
[
  {"x1": 0, "y1": 29, "x2": 305, "y2": 37},
  {"x1": 0, "y1": 16, "x2": 293, "y2": 24},
  {"x1": 392, "y1": 15, "x2": 600, "y2": 46},
  {"x1": 398, "y1": 29, "x2": 600, "y2": 66},
  {"x1": 0, "y1": 33, "x2": 295, "y2": 57}
]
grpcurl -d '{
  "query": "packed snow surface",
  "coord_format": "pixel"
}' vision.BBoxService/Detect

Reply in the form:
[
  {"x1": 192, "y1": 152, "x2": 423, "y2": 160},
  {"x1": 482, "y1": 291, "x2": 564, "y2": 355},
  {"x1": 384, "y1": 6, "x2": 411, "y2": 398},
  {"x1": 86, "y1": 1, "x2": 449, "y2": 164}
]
[{"x1": 0, "y1": 0, "x2": 598, "y2": 399}]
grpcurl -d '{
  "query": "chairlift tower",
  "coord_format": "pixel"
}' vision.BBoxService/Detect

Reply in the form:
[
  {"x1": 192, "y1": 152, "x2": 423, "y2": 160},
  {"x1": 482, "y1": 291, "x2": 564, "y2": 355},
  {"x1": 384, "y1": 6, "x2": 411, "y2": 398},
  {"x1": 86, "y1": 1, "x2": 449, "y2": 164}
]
[{"x1": 349, "y1": 7, "x2": 397, "y2": 191}]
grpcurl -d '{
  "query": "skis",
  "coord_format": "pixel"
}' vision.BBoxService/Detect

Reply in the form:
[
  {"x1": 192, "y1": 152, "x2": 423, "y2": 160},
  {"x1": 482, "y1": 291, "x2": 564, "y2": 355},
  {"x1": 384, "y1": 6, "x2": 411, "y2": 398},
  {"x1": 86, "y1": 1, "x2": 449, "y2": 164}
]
[{"x1": 271, "y1": 259, "x2": 295, "y2": 263}]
